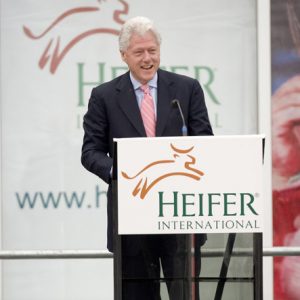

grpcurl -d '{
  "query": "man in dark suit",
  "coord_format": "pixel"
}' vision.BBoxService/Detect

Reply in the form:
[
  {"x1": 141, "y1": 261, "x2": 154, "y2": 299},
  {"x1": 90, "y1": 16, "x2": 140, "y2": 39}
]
[{"x1": 81, "y1": 16, "x2": 213, "y2": 300}]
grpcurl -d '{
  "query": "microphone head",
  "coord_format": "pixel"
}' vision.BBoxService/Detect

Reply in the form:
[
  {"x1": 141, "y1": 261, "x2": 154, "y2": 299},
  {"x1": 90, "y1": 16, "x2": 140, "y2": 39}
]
[{"x1": 171, "y1": 99, "x2": 179, "y2": 108}]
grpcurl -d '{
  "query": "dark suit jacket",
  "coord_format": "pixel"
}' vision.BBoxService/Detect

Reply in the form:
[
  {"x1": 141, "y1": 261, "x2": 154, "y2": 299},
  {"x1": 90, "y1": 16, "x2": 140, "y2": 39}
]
[{"x1": 81, "y1": 68, "x2": 213, "y2": 252}]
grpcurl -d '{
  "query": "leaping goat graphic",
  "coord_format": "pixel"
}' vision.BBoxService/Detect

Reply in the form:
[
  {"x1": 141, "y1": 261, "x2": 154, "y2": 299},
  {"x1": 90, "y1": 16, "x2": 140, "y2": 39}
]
[
  {"x1": 121, "y1": 144, "x2": 205, "y2": 200},
  {"x1": 23, "y1": 0, "x2": 129, "y2": 74}
]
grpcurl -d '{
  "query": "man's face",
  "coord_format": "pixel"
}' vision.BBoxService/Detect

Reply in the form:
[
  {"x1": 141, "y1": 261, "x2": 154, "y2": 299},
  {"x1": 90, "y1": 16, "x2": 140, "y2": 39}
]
[{"x1": 121, "y1": 31, "x2": 160, "y2": 84}]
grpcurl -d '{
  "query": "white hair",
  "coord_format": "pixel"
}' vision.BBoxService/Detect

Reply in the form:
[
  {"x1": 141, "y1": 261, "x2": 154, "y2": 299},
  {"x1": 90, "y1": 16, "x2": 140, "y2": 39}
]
[{"x1": 119, "y1": 16, "x2": 162, "y2": 51}]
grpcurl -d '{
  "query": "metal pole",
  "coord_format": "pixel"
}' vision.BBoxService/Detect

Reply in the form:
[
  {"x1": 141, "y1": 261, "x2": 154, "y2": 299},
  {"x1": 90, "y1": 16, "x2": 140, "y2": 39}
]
[
  {"x1": 1, "y1": 247, "x2": 300, "y2": 260},
  {"x1": 0, "y1": 250, "x2": 113, "y2": 260}
]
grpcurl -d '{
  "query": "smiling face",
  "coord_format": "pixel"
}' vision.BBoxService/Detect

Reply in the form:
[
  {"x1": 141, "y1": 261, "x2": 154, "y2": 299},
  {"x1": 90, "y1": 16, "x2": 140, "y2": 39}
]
[{"x1": 121, "y1": 30, "x2": 160, "y2": 84}]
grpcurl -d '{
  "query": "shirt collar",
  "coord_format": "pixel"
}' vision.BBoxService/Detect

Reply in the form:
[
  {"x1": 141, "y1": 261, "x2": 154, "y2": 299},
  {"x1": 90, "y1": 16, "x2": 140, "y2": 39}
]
[{"x1": 130, "y1": 72, "x2": 158, "y2": 90}]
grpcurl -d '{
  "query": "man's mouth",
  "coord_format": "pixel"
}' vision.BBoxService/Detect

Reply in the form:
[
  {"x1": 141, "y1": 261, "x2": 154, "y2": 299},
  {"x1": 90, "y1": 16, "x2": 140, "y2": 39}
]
[{"x1": 141, "y1": 65, "x2": 153, "y2": 70}]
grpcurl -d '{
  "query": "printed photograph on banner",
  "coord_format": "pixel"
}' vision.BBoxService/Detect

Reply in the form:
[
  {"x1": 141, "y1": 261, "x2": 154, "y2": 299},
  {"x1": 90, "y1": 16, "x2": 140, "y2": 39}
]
[{"x1": 271, "y1": 0, "x2": 300, "y2": 299}]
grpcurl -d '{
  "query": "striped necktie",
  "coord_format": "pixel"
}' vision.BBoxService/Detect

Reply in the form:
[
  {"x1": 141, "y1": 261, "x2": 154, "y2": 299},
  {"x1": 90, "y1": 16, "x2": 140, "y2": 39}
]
[{"x1": 140, "y1": 85, "x2": 156, "y2": 137}]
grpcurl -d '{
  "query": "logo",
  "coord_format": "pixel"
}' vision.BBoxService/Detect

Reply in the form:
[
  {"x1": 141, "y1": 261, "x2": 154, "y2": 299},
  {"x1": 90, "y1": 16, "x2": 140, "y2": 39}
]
[
  {"x1": 121, "y1": 144, "x2": 204, "y2": 200},
  {"x1": 23, "y1": 0, "x2": 129, "y2": 74}
]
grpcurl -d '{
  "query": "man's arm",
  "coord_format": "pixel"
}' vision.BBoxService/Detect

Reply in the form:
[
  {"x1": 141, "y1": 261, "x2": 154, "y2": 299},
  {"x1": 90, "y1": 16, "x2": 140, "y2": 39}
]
[
  {"x1": 81, "y1": 88, "x2": 113, "y2": 184},
  {"x1": 188, "y1": 79, "x2": 213, "y2": 136}
]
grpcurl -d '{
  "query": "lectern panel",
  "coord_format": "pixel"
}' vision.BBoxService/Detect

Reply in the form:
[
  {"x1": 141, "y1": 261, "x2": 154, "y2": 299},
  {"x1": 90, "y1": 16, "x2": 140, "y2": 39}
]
[{"x1": 118, "y1": 233, "x2": 261, "y2": 300}]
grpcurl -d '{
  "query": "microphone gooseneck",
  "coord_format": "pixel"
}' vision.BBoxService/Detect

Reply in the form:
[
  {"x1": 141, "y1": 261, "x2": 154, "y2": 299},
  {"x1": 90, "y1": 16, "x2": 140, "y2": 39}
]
[{"x1": 171, "y1": 99, "x2": 188, "y2": 136}]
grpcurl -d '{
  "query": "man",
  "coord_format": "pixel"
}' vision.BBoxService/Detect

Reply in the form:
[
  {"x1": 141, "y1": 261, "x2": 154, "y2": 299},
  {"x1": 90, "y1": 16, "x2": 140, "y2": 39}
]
[{"x1": 81, "y1": 16, "x2": 213, "y2": 300}]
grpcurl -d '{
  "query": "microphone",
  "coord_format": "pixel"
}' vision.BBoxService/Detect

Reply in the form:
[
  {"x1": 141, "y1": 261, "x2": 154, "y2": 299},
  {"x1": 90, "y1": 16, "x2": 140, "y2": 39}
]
[{"x1": 171, "y1": 99, "x2": 188, "y2": 136}]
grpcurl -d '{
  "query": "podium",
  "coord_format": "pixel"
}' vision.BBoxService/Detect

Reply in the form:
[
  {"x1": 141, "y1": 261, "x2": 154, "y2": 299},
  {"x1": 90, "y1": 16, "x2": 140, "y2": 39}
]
[{"x1": 112, "y1": 135, "x2": 264, "y2": 300}]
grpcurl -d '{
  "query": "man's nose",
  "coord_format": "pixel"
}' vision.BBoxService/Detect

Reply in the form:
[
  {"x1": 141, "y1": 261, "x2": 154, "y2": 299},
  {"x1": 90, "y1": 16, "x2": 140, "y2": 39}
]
[{"x1": 142, "y1": 51, "x2": 151, "y2": 61}]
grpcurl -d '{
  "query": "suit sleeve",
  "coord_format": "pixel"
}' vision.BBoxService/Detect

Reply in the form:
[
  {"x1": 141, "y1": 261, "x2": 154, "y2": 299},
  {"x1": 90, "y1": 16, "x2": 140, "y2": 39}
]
[
  {"x1": 188, "y1": 79, "x2": 213, "y2": 136},
  {"x1": 81, "y1": 88, "x2": 113, "y2": 184}
]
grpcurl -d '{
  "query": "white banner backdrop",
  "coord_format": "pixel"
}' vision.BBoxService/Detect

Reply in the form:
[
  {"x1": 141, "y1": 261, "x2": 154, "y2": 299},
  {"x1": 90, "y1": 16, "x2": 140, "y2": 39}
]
[{"x1": 0, "y1": 0, "x2": 258, "y2": 299}]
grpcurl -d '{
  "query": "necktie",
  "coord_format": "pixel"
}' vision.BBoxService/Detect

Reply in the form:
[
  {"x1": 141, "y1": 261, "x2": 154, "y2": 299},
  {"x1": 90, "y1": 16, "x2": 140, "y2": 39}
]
[{"x1": 140, "y1": 85, "x2": 156, "y2": 137}]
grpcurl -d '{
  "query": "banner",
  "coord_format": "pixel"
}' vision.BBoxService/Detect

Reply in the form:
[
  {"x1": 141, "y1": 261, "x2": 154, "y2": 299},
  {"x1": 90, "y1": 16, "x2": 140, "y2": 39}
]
[
  {"x1": 271, "y1": 0, "x2": 300, "y2": 299},
  {"x1": 1, "y1": 0, "x2": 258, "y2": 299}
]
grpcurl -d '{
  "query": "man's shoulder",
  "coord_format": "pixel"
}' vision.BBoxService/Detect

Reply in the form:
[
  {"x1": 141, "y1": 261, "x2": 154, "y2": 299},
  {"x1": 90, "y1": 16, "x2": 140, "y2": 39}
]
[
  {"x1": 93, "y1": 71, "x2": 130, "y2": 94},
  {"x1": 158, "y1": 68, "x2": 197, "y2": 85}
]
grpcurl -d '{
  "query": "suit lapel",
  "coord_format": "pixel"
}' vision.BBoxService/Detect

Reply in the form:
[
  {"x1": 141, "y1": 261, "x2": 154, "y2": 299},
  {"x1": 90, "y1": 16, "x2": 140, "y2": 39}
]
[
  {"x1": 156, "y1": 69, "x2": 176, "y2": 136},
  {"x1": 116, "y1": 70, "x2": 176, "y2": 137},
  {"x1": 116, "y1": 72, "x2": 146, "y2": 136}
]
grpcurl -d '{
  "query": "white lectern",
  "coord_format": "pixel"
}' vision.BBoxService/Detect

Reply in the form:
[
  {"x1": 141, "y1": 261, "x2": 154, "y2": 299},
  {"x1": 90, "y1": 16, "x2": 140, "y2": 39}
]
[{"x1": 112, "y1": 135, "x2": 264, "y2": 300}]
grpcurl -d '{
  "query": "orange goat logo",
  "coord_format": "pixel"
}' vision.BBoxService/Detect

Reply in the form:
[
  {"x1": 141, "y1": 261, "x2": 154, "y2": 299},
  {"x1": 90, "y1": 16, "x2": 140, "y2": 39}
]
[
  {"x1": 121, "y1": 144, "x2": 204, "y2": 200},
  {"x1": 23, "y1": 0, "x2": 129, "y2": 74}
]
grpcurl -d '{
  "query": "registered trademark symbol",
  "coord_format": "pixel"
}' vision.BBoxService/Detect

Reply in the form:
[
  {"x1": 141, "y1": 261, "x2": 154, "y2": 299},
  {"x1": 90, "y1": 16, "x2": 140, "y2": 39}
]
[{"x1": 255, "y1": 193, "x2": 260, "y2": 198}]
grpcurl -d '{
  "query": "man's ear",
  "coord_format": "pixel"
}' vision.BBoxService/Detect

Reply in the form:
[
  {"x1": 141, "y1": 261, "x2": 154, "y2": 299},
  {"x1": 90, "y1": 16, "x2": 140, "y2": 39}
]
[{"x1": 120, "y1": 51, "x2": 126, "y2": 62}]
